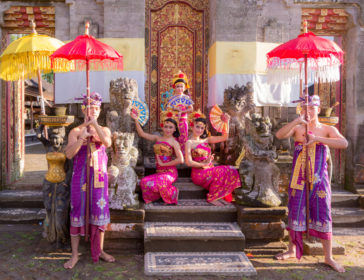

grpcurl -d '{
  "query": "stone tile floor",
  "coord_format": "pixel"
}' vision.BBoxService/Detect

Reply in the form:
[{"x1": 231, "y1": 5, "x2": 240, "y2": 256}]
[{"x1": 0, "y1": 224, "x2": 364, "y2": 280}]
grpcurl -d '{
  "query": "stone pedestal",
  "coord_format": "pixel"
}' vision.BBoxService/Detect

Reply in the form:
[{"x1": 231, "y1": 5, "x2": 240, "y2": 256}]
[{"x1": 236, "y1": 206, "x2": 287, "y2": 254}]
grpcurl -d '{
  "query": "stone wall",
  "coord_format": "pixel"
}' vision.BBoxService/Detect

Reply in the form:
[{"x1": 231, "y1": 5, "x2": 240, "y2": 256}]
[{"x1": 103, "y1": 0, "x2": 145, "y2": 38}]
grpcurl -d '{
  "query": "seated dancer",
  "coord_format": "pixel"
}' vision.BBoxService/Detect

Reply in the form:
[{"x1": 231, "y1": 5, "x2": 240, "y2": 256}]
[
  {"x1": 274, "y1": 95, "x2": 347, "y2": 273},
  {"x1": 185, "y1": 117, "x2": 241, "y2": 206},
  {"x1": 131, "y1": 110, "x2": 184, "y2": 204},
  {"x1": 167, "y1": 70, "x2": 194, "y2": 154},
  {"x1": 64, "y1": 92, "x2": 114, "y2": 269}
]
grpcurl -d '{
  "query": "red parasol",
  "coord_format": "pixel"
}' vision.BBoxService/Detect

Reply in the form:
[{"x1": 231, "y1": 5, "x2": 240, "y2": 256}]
[
  {"x1": 266, "y1": 21, "x2": 344, "y2": 239},
  {"x1": 50, "y1": 22, "x2": 123, "y2": 241}
]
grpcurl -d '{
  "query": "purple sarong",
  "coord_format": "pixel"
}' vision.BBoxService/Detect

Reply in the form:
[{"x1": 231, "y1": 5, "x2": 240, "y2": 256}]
[
  {"x1": 70, "y1": 143, "x2": 110, "y2": 262},
  {"x1": 287, "y1": 142, "x2": 332, "y2": 259}
]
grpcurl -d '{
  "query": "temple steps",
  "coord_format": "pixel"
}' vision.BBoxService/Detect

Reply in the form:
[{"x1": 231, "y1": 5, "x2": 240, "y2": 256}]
[
  {"x1": 0, "y1": 208, "x2": 45, "y2": 224},
  {"x1": 0, "y1": 190, "x2": 45, "y2": 224},
  {"x1": 174, "y1": 181, "x2": 207, "y2": 199},
  {"x1": 143, "y1": 178, "x2": 256, "y2": 277},
  {"x1": 331, "y1": 189, "x2": 360, "y2": 207},
  {"x1": 332, "y1": 207, "x2": 364, "y2": 227},
  {"x1": 144, "y1": 199, "x2": 237, "y2": 223},
  {"x1": 0, "y1": 190, "x2": 43, "y2": 208},
  {"x1": 144, "y1": 222, "x2": 245, "y2": 252}
]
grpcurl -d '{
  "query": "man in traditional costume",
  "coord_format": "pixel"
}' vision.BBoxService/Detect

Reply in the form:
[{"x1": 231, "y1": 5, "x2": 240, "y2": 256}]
[
  {"x1": 274, "y1": 95, "x2": 347, "y2": 273},
  {"x1": 64, "y1": 92, "x2": 114, "y2": 269}
]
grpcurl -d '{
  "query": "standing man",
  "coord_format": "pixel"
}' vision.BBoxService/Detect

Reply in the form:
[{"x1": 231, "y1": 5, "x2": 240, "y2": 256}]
[
  {"x1": 274, "y1": 95, "x2": 347, "y2": 273},
  {"x1": 64, "y1": 92, "x2": 115, "y2": 269}
]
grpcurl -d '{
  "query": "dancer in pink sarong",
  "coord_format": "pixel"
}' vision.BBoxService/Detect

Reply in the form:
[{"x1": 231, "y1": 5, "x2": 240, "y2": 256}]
[
  {"x1": 64, "y1": 92, "x2": 114, "y2": 269},
  {"x1": 185, "y1": 117, "x2": 241, "y2": 206},
  {"x1": 274, "y1": 95, "x2": 347, "y2": 273},
  {"x1": 131, "y1": 110, "x2": 184, "y2": 204}
]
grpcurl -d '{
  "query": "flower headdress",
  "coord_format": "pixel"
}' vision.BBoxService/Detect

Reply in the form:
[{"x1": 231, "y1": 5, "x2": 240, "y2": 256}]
[
  {"x1": 172, "y1": 70, "x2": 190, "y2": 89},
  {"x1": 80, "y1": 91, "x2": 102, "y2": 109},
  {"x1": 160, "y1": 109, "x2": 179, "y2": 127}
]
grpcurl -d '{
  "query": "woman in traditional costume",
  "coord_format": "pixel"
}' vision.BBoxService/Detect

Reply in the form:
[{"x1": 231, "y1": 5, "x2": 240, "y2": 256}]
[
  {"x1": 185, "y1": 117, "x2": 241, "y2": 206},
  {"x1": 64, "y1": 92, "x2": 114, "y2": 269},
  {"x1": 131, "y1": 110, "x2": 184, "y2": 204},
  {"x1": 167, "y1": 70, "x2": 194, "y2": 155}
]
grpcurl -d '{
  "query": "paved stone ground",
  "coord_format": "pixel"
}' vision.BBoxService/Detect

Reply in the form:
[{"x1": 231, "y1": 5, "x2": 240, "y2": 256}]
[{"x1": 0, "y1": 224, "x2": 363, "y2": 280}]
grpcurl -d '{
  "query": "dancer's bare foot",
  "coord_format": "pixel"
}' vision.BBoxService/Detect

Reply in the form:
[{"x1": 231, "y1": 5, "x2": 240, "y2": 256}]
[
  {"x1": 274, "y1": 251, "x2": 296, "y2": 260},
  {"x1": 209, "y1": 200, "x2": 224, "y2": 206},
  {"x1": 100, "y1": 251, "x2": 115, "y2": 263},
  {"x1": 324, "y1": 258, "x2": 345, "y2": 273},
  {"x1": 64, "y1": 256, "x2": 79, "y2": 269}
]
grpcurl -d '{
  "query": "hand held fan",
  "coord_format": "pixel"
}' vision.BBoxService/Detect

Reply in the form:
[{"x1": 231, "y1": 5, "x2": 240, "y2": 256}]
[
  {"x1": 131, "y1": 99, "x2": 149, "y2": 126},
  {"x1": 209, "y1": 104, "x2": 228, "y2": 133}
]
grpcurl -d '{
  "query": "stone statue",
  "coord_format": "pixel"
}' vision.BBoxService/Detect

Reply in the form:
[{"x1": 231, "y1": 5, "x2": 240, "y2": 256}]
[
  {"x1": 107, "y1": 77, "x2": 138, "y2": 133},
  {"x1": 235, "y1": 113, "x2": 282, "y2": 207},
  {"x1": 108, "y1": 132, "x2": 139, "y2": 210},
  {"x1": 36, "y1": 125, "x2": 72, "y2": 248},
  {"x1": 219, "y1": 82, "x2": 255, "y2": 165}
]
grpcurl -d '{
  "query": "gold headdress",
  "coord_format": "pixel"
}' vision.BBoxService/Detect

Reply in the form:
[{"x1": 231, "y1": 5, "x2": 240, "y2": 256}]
[
  {"x1": 160, "y1": 109, "x2": 179, "y2": 127},
  {"x1": 172, "y1": 70, "x2": 190, "y2": 89},
  {"x1": 188, "y1": 109, "x2": 206, "y2": 127}
]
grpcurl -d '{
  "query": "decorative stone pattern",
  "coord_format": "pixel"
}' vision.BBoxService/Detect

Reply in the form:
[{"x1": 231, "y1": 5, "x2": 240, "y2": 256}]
[
  {"x1": 145, "y1": 222, "x2": 243, "y2": 238},
  {"x1": 144, "y1": 199, "x2": 236, "y2": 211},
  {"x1": 144, "y1": 252, "x2": 257, "y2": 276}
]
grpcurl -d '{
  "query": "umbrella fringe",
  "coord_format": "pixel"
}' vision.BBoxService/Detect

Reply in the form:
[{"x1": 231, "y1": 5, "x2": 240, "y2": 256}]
[
  {"x1": 51, "y1": 58, "x2": 123, "y2": 72},
  {"x1": 267, "y1": 55, "x2": 341, "y2": 85},
  {"x1": 267, "y1": 64, "x2": 341, "y2": 85},
  {"x1": 0, "y1": 51, "x2": 55, "y2": 81}
]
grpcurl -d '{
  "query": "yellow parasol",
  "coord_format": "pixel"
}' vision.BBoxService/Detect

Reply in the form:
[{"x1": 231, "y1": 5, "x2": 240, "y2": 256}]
[{"x1": 0, "y1": 20, "x2": 66, "y2": 117}]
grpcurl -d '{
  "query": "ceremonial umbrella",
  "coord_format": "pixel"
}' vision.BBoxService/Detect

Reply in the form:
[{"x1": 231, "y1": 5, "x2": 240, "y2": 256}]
[
  {"x1": 266, "y1": 21, "x2": 344, "y2": 240},
  {"x1": 0, "y1": 20, "x2": 65, "y2": 117},
  {"x1": 50, "y1": 22, "x2": 123, "y2": 241}
]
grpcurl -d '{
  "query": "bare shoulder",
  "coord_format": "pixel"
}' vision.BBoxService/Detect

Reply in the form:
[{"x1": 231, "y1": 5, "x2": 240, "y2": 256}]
[
  {"x1": 102, "y1": 126, "x2": 111, "y2": 135},
  {"x1": 69, "y1": 126, "x2": 82, "y2": 136}
]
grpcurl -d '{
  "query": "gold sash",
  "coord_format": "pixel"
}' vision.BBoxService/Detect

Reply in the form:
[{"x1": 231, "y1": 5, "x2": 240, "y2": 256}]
[
  {"x1": 90, "y1": 143, "x2": 105, "y2": 189},
  {"x1": 290, "y1": 143, "x2": 316, "y2": 192}
]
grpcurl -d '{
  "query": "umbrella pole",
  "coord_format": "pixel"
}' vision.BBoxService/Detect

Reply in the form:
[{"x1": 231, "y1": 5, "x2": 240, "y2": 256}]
[
  {"x1": 37, "y1": 68, "x2": 48, "y2": 139},
  {"x1": 85, "y1": 58, "x2": 91, "y2": 242},
  {"x1": 304, "y1": 54, "x2": 310, "y2": 239}
]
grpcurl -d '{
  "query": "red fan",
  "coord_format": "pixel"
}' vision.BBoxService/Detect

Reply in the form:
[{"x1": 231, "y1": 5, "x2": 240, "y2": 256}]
[{"x1": 209, "y1": 104, "x2": 228, "y2": 133}]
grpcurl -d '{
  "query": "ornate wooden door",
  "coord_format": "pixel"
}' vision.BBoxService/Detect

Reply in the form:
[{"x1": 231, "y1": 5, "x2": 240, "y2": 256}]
[{"x1": 146, "y1": 0, "x2": 209, "y2": 131}]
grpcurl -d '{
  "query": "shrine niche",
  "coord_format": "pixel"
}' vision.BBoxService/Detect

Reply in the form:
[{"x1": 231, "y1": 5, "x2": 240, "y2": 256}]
[{"x1": 145, "y1": 0, "x2": 209, "y2": 131}]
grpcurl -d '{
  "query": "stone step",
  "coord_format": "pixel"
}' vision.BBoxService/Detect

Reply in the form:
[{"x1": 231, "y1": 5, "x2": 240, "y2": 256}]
[
  {"x1": 354, "y1": 184, "x2": 364, "y2": 195},
  {"x1": 144, "y1": 252, "x2": 256, "y2": 277},
  {"x1": 331, "y1": 190, "x2": 360, "y2": 207},
  {"x1": 0, "y1": 208, "x2": 46, "y2": 224},
  {"x1": 144, "y1": 199, "x2": 237, "y2": 222},
  {"x1": 244, "y1": 240, "x2": 287, "y2": 255},
  {"x1": 332, "y1": 207, "x2": 364, "y2": 227},
  {"x1": 103, "y1": 223, "x2": 144, "y2": 255},
  {"x1": 174, "y1": 181, "x2": 207, "y2": 199},
  {"x1": 0, "y1": 190, "x2": 43, "y2": 208},
  {"x1": 144, "y1": 222, "x2": 245, "y2": 252}
]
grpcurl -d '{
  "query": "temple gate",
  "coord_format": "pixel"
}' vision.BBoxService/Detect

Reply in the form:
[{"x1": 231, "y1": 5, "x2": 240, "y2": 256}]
[{"x1": 145, "y1": 0, "x2": 209, "y2": 131}]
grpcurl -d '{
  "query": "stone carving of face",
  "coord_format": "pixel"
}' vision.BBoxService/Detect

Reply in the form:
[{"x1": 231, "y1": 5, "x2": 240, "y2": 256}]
[
  {"x1": 252, "y1": 114, "x2": 272, "y2": 138},
  {"x1": 49, "y1": 127, "x2": 66, "y2": 151},
  {"x1": 113, "y1": 132, "x2": 134, "y2": 165},
  {"x1": 109, "y1": 78, "x2": 138, "y2": 111},
  {"x1": 233, "y1": 94, "x2": 246, "y2": 112}
]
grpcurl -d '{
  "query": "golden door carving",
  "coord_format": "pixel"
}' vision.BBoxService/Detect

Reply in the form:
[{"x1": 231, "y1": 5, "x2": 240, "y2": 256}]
[{"x1": 146, "y1": 0, "x2": 209, "y2": 131}]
